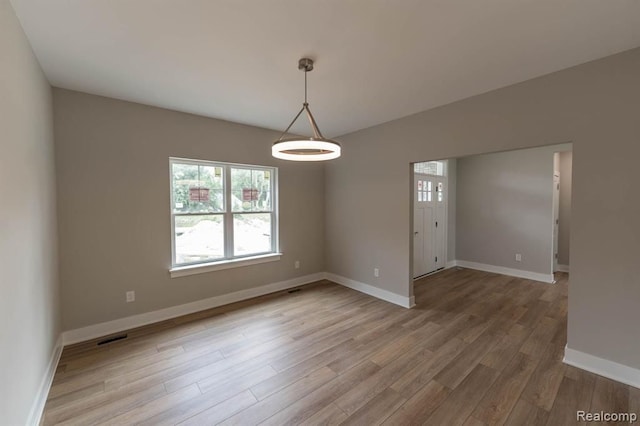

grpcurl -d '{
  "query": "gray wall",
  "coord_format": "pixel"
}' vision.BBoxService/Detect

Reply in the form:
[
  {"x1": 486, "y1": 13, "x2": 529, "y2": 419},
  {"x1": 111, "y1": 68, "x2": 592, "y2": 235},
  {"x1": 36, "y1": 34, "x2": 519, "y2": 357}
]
[
  {"x1": 326, "y1": 47, "x2": 640, "y2": 370},
  {"x1": 558, "y1": 151, "x2": 573, "y2": 266},
  {"x1": 54, "y1": 89, "x2": 325, "y2": 330},
  {"x1": 0, "y1": 0, "x2": 60, "y2": 424},
  {"x1": 456, "y1": 145, "x2": 558, "y2": 275}
]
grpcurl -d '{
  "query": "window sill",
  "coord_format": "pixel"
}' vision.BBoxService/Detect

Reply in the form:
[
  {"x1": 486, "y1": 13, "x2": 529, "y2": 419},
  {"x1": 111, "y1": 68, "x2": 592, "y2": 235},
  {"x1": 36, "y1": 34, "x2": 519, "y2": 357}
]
[{"x1": 170, "y1": 253, "x2": 282, "y2": 278}]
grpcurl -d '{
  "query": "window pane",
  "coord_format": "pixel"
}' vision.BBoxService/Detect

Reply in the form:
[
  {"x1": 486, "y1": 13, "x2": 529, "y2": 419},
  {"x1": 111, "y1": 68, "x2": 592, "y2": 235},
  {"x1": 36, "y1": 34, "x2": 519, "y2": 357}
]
[
  {"x1": 414, "y1": 161, "x2": 446, "y2": 176},
  {"x1": 231, "y1": 168, "x2": 271, "y2": 212},
  {"x1": 233, "y1": 213, "x2": 272, "y2": 256},
  {"x1": 175, "y1": 215, "x2": 224, "y2": 264},
  {"x1": 252, "y1": 169, "x2": 272, "y2": 211},
  {"x1": 172, "y1": 163, "x2": 224, "y2": 213},
  {"x1": 231, "y1": 168, "x2": 251, "y2": 212}
]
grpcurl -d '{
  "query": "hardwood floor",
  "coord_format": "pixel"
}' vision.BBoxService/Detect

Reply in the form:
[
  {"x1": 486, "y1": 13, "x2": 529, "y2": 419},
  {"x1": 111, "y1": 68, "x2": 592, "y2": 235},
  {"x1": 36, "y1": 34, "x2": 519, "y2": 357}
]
[{"x1": 42, "y1": 269, "x2": 639, "y2": 425}]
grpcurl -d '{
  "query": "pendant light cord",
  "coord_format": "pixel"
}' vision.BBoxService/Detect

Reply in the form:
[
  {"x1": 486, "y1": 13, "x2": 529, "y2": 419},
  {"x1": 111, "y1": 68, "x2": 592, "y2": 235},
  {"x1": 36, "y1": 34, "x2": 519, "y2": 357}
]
[{"x1": 304, "y1": 70, "x2": 308, "y2": 104}]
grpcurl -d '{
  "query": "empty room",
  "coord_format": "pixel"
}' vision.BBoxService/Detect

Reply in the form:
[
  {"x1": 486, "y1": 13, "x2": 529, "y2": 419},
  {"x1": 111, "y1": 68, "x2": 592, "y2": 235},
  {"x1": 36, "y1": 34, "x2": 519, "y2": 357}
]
[{"x1": 2, "y1": 0, "x2": 640, "y2": 425}]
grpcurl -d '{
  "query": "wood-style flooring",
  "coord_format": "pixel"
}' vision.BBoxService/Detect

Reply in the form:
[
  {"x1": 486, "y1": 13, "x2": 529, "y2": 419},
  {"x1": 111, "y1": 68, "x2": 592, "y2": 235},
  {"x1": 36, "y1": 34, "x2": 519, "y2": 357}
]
[{"x1": 42, "y1": 269, "x2": 639, "y2": 425}]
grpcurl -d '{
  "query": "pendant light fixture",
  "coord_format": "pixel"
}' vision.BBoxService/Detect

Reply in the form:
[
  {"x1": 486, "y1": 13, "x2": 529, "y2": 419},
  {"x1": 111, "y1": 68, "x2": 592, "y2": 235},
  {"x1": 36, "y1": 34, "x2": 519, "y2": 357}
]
[{"x1": 272, "y1": 58, "x2": 341, "y2": 161}]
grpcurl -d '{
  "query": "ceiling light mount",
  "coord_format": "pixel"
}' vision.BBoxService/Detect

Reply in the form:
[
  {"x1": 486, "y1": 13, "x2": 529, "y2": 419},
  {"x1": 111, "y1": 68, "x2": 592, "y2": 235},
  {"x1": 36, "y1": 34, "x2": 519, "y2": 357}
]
[
  {"x1": 298, "y1": 57, "x2": 314, "y2": 72},
  {"x1": 272, "y1": 58, "x2": 341, "y2": 161}
]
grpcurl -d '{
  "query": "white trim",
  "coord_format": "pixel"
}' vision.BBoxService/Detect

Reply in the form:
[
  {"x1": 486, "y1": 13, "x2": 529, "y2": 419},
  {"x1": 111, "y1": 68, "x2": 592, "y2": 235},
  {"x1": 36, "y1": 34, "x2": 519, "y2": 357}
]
[
  {"x1": 446, "y1": 260, "x2": 458, "y2": 269},
  {"x1": 170, "y1": 253, "x2": 282, "y2": 278},
  {"x1": 408, "y1": 295, "x2": 416, "y2": 308},
  {"x1": 556, "y1": 264, "x2": 570, "y2": 273},
  {"x1": 455, "y1": 260, "x2": 554, "y2": 283},
  {"x1": 62, "y1": 272, "x2": 325, "y2": 345},
  {"x1": 325, "y1": 273, "x2": 414, "y2": 308},
  {"x1": 413, "y1": 266, "x2": 450, "y2": 281},
  {"x1": 564, "y1": 345, "x2": 640, "y2": 389},
  {"x1": 27, "y1": 334, "x2": 63, "y2": 426}
]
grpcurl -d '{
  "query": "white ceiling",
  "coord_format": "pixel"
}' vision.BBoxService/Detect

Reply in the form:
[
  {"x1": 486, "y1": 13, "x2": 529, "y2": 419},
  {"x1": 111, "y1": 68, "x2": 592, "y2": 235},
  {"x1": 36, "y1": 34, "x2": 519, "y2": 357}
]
[{"x1": 10, "y1": 0, "x2": 640, "y2": 137}]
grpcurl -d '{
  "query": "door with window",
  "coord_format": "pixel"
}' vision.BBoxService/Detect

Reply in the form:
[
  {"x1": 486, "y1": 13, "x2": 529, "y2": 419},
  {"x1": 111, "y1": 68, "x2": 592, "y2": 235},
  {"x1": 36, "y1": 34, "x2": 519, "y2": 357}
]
[{"x1": 413, "y1": 161, "x2": 447, "y2": 278}]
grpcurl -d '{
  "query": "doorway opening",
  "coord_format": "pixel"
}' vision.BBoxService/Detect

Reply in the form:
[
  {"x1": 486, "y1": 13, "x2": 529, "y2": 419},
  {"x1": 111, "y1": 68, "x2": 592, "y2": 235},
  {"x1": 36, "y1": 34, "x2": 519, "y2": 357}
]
[
  {"x1": 553, "y1": 151, "x2": 572, "y2": 273},
  {"x1": 410, "y1": 143, "x2": 572, "y2": 289},
  {"x1": 412, "y1": 160, "x2": 448, "y2": 279}
]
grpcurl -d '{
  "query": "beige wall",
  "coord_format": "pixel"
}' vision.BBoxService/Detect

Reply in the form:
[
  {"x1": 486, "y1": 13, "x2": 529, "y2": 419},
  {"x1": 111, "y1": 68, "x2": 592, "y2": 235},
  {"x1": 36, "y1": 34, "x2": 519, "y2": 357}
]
[
  {"x1": 558, "y1": 151, "x2": 573, "y2": 266},
  {"x1": 456, "y1": 145, "x2": 559, "y2": 275},
  {"x1": 326, "y1": 47, "x2": 640, "y2": 370},
  {"x1": 53, "y1": 89, "x2": 325, "y2": 330},
  {"x1": 0, "y1": 0, "x2": 60, "y2": 424}
]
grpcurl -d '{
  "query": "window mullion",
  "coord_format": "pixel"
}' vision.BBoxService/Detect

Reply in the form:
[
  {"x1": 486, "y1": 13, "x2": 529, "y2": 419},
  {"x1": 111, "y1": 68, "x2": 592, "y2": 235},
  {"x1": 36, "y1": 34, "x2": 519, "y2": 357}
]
[{"x1": 224, "y1": 165, "x2": 234, "y2": 259}]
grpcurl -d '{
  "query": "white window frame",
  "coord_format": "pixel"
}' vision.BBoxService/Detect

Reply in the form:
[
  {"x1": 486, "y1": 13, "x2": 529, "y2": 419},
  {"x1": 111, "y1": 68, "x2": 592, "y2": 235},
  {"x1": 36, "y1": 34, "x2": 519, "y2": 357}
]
[{"x1": 169, "y1": 157, "x2": 280, "y2": 278}]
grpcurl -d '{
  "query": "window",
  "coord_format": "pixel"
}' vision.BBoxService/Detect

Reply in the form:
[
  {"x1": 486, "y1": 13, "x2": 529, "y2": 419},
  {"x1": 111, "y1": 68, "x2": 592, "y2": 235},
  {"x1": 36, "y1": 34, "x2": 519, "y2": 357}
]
[
  {"x1": 416, "y1": 179, "x2": 432, "y2": 202},
  {"x1": 414, "y1": 161, "x2": 446, "y2": 176},
  {"x1": 170, "y1": 158, "x2": 278, "y2": 272}
]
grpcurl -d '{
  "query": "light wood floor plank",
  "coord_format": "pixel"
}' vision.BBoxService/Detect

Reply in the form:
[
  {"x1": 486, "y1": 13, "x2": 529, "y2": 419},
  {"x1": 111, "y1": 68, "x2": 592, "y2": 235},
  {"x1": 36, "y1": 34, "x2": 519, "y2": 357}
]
[
  {"x1": 219, "y1": 365, "x2": 341, "y2": 425},
  {"x1": 168, "y1": 389, "x2": 257, "y2": 426},
  {"x1": 426, "y1": 364, "x2": 500, "y2": 425},
  {"x1": 299, "y1": 403, "x2": 347, "y2": 426},
  {"x1": 471, "y1": 352, "x2": 539, "y2": 424},
  {"x1": 519, "y1": 341, "x2": 566, "y2": 411},
  {"x1": 504, "y1": 399, "x2": 549, "y2": 426},
  {"x1": 382, "y1": 380, "x2": 449, "y2": 425},
  {"x1": 92, "y1": 384, "x2": 200, "y2": 425}
]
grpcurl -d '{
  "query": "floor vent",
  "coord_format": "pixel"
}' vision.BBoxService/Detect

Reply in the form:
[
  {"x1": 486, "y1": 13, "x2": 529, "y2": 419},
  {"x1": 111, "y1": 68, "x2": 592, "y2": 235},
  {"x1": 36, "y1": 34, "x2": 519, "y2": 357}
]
[
  {"x1": 97, "y1": 334, "x2": 128, "y2": 346},
  {"x1": 288, "y1": 288, "x2": 301, "y2": 294}
]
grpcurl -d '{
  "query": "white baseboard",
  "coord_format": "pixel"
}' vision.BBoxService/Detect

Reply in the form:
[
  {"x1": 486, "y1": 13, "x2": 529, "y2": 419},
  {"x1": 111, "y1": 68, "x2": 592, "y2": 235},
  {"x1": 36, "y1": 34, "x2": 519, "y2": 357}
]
[
  {"x1": 325, "y1": 272, "x2": 414, "y2": 308},
  {"x1": 62, "y1": 272, "x2": 326, "y2": 346},
  {"x1": 564, "y1": 346, "x2": 640, "y2": 389},
  {"x1": 408, "y1": 295, "x2": 416, "y2": 308},
  {"x1": 446, "y1": 260, "x2": 458, "y2": 269},
  {"x1": 455, "y1": 260, "x2": 554, "y2": 283},
  {"x1": 27, "y1": 334, "x2": 63, "y2": 426},
  {"x1": 556, "y1": 264, "x2": 570, "y2": 273}
]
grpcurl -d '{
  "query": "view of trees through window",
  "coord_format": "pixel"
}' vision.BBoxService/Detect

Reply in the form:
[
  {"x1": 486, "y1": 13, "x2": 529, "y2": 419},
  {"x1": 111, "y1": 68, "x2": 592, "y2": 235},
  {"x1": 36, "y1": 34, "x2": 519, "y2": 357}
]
[{"x1": 171, "y1": 159, "x2": 276, "y2": 266}]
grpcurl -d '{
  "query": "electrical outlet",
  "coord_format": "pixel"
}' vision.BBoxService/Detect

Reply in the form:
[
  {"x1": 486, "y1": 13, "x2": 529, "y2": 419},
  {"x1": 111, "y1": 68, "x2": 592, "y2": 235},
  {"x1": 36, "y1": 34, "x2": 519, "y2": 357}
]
[
  {"x1": 294, "y1": 260, "x2": 300, "y2": 269},
  {"x1": 126, "y1": 291, "x2": 135, "y2": 303},
  {"x1": 515, "y1": 254, "x2": 522, "y2": 262},
  {"x1": 374, "y1": 268, "x2": 380, "y2": 277}
]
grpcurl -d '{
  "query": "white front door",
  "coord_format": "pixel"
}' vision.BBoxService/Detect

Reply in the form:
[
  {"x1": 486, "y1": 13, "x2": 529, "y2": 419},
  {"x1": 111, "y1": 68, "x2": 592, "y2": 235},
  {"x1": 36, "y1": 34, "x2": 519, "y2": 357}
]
[
  {"x1": 413, "y1": 206, "x2": 426, "y2": 277},
  {"x1": 434, "y1": 178, "x2": 447, "y2": 271},
  {"x1": 413, "y1": 174, "x2": 446, "y2": 278}
]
